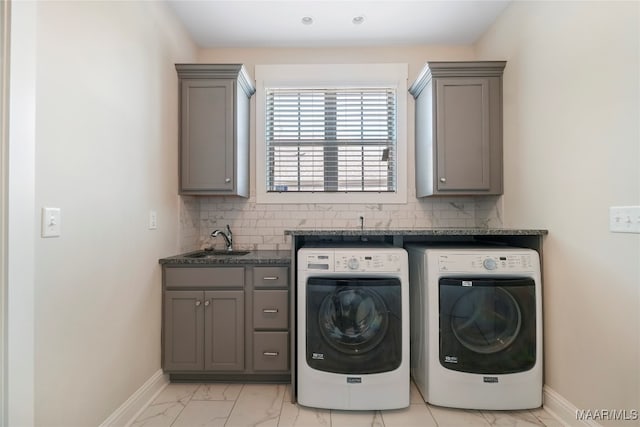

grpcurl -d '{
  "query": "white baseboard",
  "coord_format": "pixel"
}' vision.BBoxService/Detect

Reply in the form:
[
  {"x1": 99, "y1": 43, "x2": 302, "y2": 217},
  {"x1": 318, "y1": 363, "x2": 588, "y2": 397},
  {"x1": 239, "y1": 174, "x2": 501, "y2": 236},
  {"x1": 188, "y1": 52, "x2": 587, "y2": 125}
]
[
  {"x1": 100, "y1": 369, "x2": 169, "y2": 427},
  {"x1": 543, "y1": 385, "x2": 602, "y2": 427}
]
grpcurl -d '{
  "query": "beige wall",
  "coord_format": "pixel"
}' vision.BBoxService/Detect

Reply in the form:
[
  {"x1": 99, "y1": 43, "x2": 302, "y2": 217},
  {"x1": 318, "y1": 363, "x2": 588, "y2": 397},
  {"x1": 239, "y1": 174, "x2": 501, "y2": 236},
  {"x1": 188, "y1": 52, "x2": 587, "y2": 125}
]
[
  {"x1": 476, "y1": 1, "x2": 640, "y2": 423},
  {"x1": 33, "y1": 1, "x2": 196, "y2": 425},
  {"x1": 198, "y1": 45, "x2": 475, "y2": 82}
]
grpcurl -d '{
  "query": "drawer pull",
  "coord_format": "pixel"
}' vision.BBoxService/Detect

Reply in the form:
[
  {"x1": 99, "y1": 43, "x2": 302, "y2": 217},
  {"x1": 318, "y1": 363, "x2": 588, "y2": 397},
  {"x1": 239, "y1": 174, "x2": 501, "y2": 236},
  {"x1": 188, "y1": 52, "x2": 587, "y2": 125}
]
[
  {"x1": 262, "y1": 276, "x2": 279, "y2": 281},
  {"x1": 262, "y1": 308, "x2": 279, "y2": 314},
  {"x1": 263, "y1": 351, "x2": 279, "y2": 357}
]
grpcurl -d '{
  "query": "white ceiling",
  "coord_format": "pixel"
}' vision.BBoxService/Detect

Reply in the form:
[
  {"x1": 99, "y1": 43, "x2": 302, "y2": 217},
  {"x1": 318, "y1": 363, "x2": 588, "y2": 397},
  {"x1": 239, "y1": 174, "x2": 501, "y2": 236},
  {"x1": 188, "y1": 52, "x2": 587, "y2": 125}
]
[{"x1": 165, "y1": 0, "x2": 511, "y2": 48}]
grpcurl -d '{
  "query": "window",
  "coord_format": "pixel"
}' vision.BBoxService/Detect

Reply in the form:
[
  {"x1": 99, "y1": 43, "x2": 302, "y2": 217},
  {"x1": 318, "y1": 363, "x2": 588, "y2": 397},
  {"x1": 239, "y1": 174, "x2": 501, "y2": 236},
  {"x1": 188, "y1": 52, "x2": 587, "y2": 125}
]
[
  {"x1": 256, "y1": 64, "x2": 407, "y2": 204},
  {"x1": 266, "y1": 88, "x2": 396, "y2": 193}
]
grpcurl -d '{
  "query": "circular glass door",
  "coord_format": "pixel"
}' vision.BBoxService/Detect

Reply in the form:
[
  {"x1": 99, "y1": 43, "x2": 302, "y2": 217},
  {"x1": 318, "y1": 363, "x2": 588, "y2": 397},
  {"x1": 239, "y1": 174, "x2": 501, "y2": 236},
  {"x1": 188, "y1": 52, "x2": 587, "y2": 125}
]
[
  {"x1": 318, "y1": 287, "x2": 389, "y2": 355},
  {"x1": 450, "y1": 287, "x2": 522, "y2": 354}
]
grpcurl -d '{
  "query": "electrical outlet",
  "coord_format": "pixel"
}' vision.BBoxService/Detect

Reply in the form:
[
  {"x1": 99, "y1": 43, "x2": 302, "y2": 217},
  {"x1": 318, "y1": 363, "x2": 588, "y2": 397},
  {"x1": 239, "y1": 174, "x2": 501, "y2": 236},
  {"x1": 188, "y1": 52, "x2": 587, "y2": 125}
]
[{"x1": 609, "y1": 206, "x2": 640, "y2": 233}]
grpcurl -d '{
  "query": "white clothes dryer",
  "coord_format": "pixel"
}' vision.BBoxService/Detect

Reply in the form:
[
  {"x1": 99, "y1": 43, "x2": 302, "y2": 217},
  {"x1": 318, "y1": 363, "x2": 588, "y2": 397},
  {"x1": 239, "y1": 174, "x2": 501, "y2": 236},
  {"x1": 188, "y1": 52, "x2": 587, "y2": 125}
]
[
  {"x1": 297, "y1": 246, "x2": 410, "y2": 410},
  {"x1": 407, "y1": 245, "x2": 543, "y2": 410}
]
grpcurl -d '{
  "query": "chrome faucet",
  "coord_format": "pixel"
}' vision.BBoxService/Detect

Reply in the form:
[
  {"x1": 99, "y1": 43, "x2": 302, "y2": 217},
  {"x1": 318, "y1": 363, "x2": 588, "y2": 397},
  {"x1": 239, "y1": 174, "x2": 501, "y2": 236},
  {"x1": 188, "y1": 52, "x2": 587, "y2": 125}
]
[{"x1": 211, "y1": 224, "x2": 233, "y2": 251}]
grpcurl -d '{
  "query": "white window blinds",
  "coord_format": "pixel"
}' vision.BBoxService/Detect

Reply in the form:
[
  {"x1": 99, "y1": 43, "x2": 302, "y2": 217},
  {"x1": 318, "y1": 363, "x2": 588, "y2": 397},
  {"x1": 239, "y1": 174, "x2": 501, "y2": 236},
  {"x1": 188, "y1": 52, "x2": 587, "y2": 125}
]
[{"x1": 265, "y1": 88, "x2": 397, "y2": 193}]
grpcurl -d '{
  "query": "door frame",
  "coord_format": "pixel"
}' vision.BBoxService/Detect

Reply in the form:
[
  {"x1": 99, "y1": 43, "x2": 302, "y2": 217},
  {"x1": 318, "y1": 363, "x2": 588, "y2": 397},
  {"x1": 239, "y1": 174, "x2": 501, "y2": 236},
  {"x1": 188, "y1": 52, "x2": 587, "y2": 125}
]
[
  {"x1": 2, "y1": 1, "x2": 37, "y2": 425},
  {"x1": 0, "y1": 1, "x2": 11, "y2": 423}
]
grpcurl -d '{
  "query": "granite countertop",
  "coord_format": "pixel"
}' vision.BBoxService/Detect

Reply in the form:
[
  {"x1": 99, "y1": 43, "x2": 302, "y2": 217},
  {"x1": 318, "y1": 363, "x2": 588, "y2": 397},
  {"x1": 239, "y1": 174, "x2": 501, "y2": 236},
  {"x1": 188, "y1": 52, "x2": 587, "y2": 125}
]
[
  {"x1": 284, "y1": 228, "x2": 548, "y2": 236},
  {"x1": 161, "y1": 229, "x2": 547, "y2": 265},
  {"x1": 159, "y1": 250, "x2": 292, "y2": 266}
]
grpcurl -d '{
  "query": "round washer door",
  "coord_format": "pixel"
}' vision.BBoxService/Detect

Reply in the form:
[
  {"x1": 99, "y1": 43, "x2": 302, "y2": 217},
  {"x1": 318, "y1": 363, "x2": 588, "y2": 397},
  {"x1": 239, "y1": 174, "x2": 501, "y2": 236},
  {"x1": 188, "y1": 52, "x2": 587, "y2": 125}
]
[
  {"x1": 318, "y1": 286, "x2": 389, "y2": 355},
  {"x1": 450, "y1": 287, "x2": 521, "y2": 354},
  {"x1": 439, "y1": 278, "x2": 537, "y2": 374},
  {"x1": 306, "y1": 277, "x2": 403, "y2": 374}
]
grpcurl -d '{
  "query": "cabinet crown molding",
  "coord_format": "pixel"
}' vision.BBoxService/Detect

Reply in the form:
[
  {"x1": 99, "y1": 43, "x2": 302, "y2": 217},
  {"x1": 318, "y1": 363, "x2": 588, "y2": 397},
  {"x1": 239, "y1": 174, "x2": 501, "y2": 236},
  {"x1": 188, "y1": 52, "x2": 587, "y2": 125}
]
[
  {"x1": 175, "y1": 64, "x2": 256, "y2": 97},
  {"x1": 409, "y1": 61, "x2": 506, "y2": 98}
]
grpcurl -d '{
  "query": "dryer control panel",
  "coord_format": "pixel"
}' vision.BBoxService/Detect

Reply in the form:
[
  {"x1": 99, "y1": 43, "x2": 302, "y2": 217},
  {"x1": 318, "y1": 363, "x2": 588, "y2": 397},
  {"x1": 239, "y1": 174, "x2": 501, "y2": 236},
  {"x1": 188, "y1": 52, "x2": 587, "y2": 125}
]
[{"x1": 438, "y1": 253, "x2": 537, "y2": 273}]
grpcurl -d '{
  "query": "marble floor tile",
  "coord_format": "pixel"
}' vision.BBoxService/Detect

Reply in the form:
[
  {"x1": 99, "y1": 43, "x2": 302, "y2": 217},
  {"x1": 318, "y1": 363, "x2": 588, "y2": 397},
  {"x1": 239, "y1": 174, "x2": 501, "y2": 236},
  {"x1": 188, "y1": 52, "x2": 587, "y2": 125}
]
[
  {"x1": 152, "y1": 383, "x2": 200, "y2": 405},
  {"x1": 529, "y1": 408, "x2": 567, "y2": 427},
  {"x1": 278, "y1": 402, "x2": 331, "y2": 427},
  {"x1": 330, "y1": 410, "x2": 384, "y2": 427},
  {"x1": 225, "y1": 383, "x2": 287, "y2": 427},
  {"x1": 130, "y1": 383, "x2": 200, "y2": 427},
  {"x1": 192, "y1": 383, "x2": 244, "y2": 401},
  {"x1": 171, "y1": 400, "x2": 235, "y2": 427},
  {"x1": 481, "y1": 410, "x2": 545, "y2": 426},
  {"x1": 428, "y1": 405, "x2": 492, "y2": 426},
  {"x1": 130, "y1": 400, "x2": 186, "y2": 427},
  {"x1": 381, "y1": 404, "x2": 438, "y2": 427},
  {"x1": 131, "y1": 382, "x2": 564, "y2": 427}
]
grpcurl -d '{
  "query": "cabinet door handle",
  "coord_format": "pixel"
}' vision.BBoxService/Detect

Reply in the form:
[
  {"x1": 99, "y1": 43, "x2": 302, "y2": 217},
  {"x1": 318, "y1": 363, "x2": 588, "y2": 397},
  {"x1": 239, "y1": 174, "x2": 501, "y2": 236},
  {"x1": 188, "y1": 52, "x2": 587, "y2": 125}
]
[
  {"x1": 262, "y1": 276, "x2": 279, "y2": 281},
  {"x1": 225, "y1": 178, "x2": 231, "y2": 183},
  {"x1": 440, "y1": 177, "x2": 447, "y2": 183},
  {"x1": 262, "y1": 308, "x2": 278, "y2": 314},
  {"x1": 263, "y1": 351, "x2": 279, "y2": 357},
  {"x1": 195, "y1": 300, "x2": 201, "y2": 307},
  {"x1": 204, "y1": 300, "x2": 210, "y2": 307}
]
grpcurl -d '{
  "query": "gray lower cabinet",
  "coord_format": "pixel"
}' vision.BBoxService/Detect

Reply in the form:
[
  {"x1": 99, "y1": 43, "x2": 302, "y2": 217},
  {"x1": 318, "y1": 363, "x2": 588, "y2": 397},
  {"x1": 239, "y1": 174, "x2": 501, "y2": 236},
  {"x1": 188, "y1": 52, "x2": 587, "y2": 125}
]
[
  {"x1": 251, "y1": 267, "x2": 289, "y2": 373},
  {"x1": 163, "y1": 289, "x2": 244, "y2": 372},
  {"x1": 204, "y1": 290, "x2": 245, "y2": 371},
  {"x1": 162, "y1": 264, "x2": 289, "y2": 381},
  {"x1": 163, "y1": 290, "x2": 204, "y2": 371},
  {"x1": 176, "y1": 64, "x2": 255, "y2": 196},
  {"x1": 253, "y1": 331, "x2": 288, "y2": 371},
  {"x1": 409, "y1": 61, "x2": 506, "y2": 196}
]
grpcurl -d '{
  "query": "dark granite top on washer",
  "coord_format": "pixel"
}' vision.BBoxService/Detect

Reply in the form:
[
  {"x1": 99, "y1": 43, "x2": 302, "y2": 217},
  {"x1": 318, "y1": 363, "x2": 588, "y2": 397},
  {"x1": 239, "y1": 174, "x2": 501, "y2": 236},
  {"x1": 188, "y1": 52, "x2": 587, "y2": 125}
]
[
  {"x1": 159, "y1": 250, "x2": 291, "y2": 266},
  {"x1": 284, "y1": 228, "x2": 548, "y2": 236}
]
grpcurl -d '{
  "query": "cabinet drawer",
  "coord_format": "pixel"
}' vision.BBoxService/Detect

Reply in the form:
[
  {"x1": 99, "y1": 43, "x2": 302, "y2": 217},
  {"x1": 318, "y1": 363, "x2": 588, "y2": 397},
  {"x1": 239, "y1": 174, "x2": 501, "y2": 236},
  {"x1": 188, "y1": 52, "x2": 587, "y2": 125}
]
[
  {"x1": 253, "y1": 332, "x2": 289, "y2": 372},
  {"x1": 253, "y1": 290, "x2": 288, "y2": 330},
  {"x1": 165, "y1": 267, "x2": 244, "y2": 289},
  {"x1": 253, "y1": 267, "x2": 288, "y2": 288}
]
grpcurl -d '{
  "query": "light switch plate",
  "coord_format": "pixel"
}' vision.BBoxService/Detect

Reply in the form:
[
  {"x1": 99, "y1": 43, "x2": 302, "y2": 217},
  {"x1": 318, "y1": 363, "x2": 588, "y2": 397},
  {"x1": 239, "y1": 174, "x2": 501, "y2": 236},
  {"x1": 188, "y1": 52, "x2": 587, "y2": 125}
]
[
  {"x1": 609, "y1": 206, "x2": 640, "y2": 233},
  {"x1": 41, "y1": 207, "x2": 61, "y2": 238},
  {"x1": 149, "y1": 210, "x2": 158, "y2": 230}
]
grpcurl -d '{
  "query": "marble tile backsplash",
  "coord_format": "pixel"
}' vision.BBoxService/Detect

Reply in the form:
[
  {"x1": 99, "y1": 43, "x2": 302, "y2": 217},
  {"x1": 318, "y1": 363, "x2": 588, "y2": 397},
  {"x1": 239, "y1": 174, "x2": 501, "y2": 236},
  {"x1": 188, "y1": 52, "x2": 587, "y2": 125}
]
[
  {"x1": 179, "y1": 196, "x2": 201, "y2": 252},
  {"x1": 179, "y1": 194, "x2": 503, "y2": 252}
]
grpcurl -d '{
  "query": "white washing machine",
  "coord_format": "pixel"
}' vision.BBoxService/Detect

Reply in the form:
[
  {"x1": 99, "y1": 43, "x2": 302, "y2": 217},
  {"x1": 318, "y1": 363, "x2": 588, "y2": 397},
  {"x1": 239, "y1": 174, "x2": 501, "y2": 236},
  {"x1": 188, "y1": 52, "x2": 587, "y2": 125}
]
[
  {"x1": 407, "y1": 245, "x2": 543, "y2": 410},
  {"x1": 297, "y1": 245, "x2": 410, "y2": 410}
]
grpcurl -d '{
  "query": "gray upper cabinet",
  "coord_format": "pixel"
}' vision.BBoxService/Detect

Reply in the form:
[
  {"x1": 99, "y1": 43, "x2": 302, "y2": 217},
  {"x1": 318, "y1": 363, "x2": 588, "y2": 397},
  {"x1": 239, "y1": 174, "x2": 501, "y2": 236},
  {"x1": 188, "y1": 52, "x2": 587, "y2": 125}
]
[
  {"x1": 409, "y1": 61, "x2": 506, "y2": 196},
  {"x1": 176, "y1": 64, "x2": 255, "y2": 196}
]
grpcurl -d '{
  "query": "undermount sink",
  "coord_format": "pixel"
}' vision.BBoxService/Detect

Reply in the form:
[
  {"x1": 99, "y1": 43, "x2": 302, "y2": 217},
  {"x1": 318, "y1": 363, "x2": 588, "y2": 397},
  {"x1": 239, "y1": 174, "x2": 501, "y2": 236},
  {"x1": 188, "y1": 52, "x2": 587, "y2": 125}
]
[{"x1": 185, "y1": 250, "x2": 250, "y2": 258}]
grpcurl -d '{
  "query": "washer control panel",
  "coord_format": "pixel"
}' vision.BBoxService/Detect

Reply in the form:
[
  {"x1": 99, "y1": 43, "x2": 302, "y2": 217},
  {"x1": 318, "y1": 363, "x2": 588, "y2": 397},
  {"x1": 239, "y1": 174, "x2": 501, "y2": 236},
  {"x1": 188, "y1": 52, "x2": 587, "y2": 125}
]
[
  {"x1": 438, "y1": 253, "x2": 536, "y2": 273},
  {"x1": 302, "y1": 252, "x2": 335, "y2": 272},
  {"x1": 334, "y1": 253, "x2": 403, "y2": 272},
  {"x1": 301, "y1": 250, "x2": 404, "y2": 272}
]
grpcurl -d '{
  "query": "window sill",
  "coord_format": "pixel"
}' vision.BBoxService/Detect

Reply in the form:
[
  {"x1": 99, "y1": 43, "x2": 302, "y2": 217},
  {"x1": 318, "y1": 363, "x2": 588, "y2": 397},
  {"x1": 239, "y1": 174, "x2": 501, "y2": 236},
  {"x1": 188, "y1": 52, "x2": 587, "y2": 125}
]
[{"x1": 256, "y1": 189, "x2": 407, "y2": 205}]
